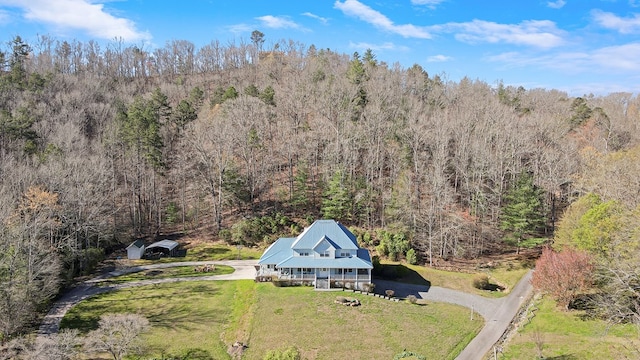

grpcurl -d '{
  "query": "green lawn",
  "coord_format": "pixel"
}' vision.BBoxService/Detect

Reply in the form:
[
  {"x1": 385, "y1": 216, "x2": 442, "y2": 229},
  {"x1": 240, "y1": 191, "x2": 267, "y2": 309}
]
[
  {"x1": 61, "y1": 281, "x2": 483, "y2": 360},
  {"x1": 501, "y1": 297, "x2": 640, "y2": 359},
  {"x1": 98, "y1": 265, "x2": 235, "y2": 284},
  {"x1": 131, "y1": 242, "x2": 263, "y2": 264},
  {"x1": 245, "y1": 285, "x2": 483, "y2": 360},
  {"x1": 61, "y1": 281, "x2": 248, "y2": 359},
  {"x1": 380, "y1": 261, "x2": 529, "y2": 298}
]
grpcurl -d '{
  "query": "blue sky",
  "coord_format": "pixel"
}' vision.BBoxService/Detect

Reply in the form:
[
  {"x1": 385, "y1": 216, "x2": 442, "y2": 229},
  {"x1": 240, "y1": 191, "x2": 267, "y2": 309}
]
[{"x1": 1, "y1": 0, "x2": 640, "y2": 96}]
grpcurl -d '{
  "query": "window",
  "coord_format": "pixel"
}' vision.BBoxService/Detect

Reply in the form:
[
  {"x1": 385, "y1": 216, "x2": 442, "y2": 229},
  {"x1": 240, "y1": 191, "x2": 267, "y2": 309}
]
[
  {"x1": 299, "y1": 251, "x2": 309, "y2": 256},
  {"x1": 340, "y1": 251, "x2": 350, "y2": 257},
  {"x1": 320, "y1": 251, "x2": 330, "y2": 257}
]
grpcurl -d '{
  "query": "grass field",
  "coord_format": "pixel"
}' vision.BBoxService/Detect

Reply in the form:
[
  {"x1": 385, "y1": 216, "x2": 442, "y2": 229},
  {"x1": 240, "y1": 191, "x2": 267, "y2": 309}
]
[
  {"x1": 61, "y1": 281, "x2": 483, "y2": 360},
  {"x1": 125, "y1": 242, "x2": 263, "y2": 265},
  {"x1": 99, "y1": 265, "x2": 235, "y2": 284},
  {"x1": 501, "y1": 297, "x2": 640, "y2": 359},
  {"x1": 381, "y1": 261, "x2": 529, "y2": 298}
]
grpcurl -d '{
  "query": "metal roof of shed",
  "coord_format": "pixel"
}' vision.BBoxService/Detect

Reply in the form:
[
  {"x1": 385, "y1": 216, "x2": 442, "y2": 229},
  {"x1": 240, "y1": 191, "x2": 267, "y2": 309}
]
[{"x1": 146, "y1": 239, "x2": 179, "y2": 251}]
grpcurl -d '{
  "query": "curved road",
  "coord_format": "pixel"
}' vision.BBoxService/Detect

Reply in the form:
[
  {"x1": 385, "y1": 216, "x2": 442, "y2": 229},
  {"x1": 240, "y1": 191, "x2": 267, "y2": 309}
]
[{"x1": 40, "y1": 261, "x2": 532, "y2": 360}]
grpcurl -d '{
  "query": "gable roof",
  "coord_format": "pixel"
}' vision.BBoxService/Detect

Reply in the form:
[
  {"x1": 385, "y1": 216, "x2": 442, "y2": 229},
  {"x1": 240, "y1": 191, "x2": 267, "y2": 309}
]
[
  {"x1": 313, "y1": 236, "x2": 337, "y2": 251},
  {"x1": 127, "y1": 239, "x2": 145, "y2": 249},
  {"x1": 291, "y1": 220, "x2": 359, "y2": 250},
  {"x1": 258, "y1": 220, "x2": 372, "y2": 269}
]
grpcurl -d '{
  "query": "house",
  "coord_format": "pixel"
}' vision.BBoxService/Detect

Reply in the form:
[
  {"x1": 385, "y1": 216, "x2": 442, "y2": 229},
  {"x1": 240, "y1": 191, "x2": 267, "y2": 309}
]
[
  {"x1": 257, "y1": 219, "x2": 373, "y2": 290},
  {"x1": 126, "y1": 239, "x2": 145, "y2": 260}
]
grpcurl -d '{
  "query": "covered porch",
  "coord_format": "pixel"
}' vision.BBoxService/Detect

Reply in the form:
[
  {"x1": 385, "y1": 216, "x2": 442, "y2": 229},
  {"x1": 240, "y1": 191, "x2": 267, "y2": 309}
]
[{"x1": 259, "y1": 266, "x2": 371, "y2": 290}]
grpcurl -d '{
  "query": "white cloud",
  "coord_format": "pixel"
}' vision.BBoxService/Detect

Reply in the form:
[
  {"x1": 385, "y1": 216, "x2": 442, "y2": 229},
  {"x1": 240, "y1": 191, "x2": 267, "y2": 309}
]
[
  {"x1": 348, "y1": 41, "x2": 407, "y2": 52},
  {"x1": 411, "y1": 0, "x2": 446, "y2": 9},
  {"x1": 256, "y1": 15, "x2": 301, "y2": 30},
  {"x1": 437, "y1": 19, "x2": 565, "y2": 49},
  {"x1": 546, "y1": 0, "x2": 566, "y2": 9},
  {"x1": 0, "y1": 0, "x2": 150, "y2": 41},
  {"x1": 591, "y1": 42, "x2": 640, "y2": 70},
  {"x1": 227, "y1": 23, "x2": 253, "y2": 34},
  {"x1": 487, "y1": 42, "x2": 640, "y2": 74},
  {"x1": 302, "y1": 12, "x2": 328, "y2": 24},
  {"x1": 592, "y1": 10, "x2": 640, "y2": 34},
  {"x1": 0, "y1": 9, "x2": 10, "y2": 24},
  {"x1": 427, "y1": 54, "x2": 452, "y2": 62},
  {"x1": 334, "y1": 0, "x2": 432, "y2": 39}
]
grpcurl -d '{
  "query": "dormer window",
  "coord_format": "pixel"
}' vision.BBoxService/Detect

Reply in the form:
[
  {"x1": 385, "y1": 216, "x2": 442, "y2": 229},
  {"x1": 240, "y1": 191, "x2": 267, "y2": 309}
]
[
  {"x1": 320, "y1": 251, "x2": 330, "y2": 257},
  {"x1": 299, "y1": 251, "x2": 309, "y2": 256}
]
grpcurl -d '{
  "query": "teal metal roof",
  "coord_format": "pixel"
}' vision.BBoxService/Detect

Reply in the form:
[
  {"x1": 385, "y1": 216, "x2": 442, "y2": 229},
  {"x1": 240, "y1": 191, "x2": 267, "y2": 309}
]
[
  {"x1": 258, "y1": 238, "x2": 295, "y2": 265},
  {"x1": 258, "y1": 220, "x2": 372, "y2": 269},
  {"x1": 291, "y1": 220, "x2": 359, "y2": 250}
]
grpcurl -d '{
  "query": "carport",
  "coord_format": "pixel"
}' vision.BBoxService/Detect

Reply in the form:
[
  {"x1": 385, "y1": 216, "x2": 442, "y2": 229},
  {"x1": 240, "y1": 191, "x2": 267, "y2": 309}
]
[{"x1": 145, "y1": 239, "x2": 180, "y2": 258}]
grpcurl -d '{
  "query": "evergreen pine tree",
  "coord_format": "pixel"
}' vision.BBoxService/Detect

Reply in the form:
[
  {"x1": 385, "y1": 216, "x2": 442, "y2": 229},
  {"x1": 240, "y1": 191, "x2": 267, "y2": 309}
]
[
  {"x1": 322, "y1": 170, "x2": 351, "y2": 222},
  {"x1": 500, "y1": 172, "x2": 546, "y2": 253}
]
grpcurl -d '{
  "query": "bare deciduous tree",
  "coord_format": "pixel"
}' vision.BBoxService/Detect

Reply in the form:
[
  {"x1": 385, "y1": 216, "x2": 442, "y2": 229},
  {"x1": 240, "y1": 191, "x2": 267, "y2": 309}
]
[{"x1": 84, "y1": 313, "x2": 150, "y2": 360}]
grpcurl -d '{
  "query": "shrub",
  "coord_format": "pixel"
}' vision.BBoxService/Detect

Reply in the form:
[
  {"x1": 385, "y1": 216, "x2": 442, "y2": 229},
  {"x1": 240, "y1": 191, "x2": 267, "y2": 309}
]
[
  {"x1": 272, "y1": 279, "x2": 295, "y2": 287},
  {"x1": 472, "y1": 274, "x2": 490, "y2": 290},
  {"x1": 264, "y1": 346, "x2": 301, "y2": 360},
  {"x1": 407, "y1": 295, "x2": 418, "y2": 304},
  {"x1": 218, "y1": 229, "x2": 232, "y2": 243},
  {"x1": 385, "y1": 289, "x2": 395, "y2": 298},
  {"x1": 362, "y1": 282, "x2": 375, "y2": 293},
  {"x1": 406, "y1": 248, "x2": 418, "y2": 265}
]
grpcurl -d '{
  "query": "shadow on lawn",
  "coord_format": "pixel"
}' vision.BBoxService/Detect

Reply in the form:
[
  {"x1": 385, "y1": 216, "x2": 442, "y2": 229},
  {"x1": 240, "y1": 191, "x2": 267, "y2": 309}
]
[
  {"x1": 61, "y1": 283, "x2": 224, "y2": 333},
  {"x1": 546, "y1": 355, "x2": 577, "y2": 360},
  {"x1": 373, "y1": 264, "x2": 432, "y2": 299},
  {"x1": 376, "y1": 264, "x2": 431, "y2": 287}
]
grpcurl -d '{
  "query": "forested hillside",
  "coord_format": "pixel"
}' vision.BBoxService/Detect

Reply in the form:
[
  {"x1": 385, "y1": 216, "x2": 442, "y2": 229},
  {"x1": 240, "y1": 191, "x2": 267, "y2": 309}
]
[{"x1": 1, "y1": 34, "x2": 639, "y2": 340}]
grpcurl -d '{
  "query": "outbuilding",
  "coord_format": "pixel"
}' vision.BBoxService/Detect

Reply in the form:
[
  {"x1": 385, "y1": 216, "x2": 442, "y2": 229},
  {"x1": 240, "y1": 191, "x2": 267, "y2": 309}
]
[
  {"x1": 145, "y1": 239, "x2": 180, "y2": 258},
  {"x1": 126, "y1": 239, "x2": 146, "y2": 260}
]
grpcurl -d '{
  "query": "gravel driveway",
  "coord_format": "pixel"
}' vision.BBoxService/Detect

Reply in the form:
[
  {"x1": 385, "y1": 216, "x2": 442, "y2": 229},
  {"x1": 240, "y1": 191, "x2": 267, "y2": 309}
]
[
  {"x1": 376, "y1": 270, "x2": 534, "y2": 360},
  {"x1": 38, "y1": 260, "x2": 258, "y2": 335},
  {"x1": 39, "y1": 260, "x2": 532, "y2": 360}
]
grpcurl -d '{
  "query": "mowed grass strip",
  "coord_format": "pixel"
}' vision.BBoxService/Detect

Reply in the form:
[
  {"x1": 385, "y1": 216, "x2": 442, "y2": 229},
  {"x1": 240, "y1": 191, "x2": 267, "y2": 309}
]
[
  {"x1": 501, "y1": 297, "x2": 640, "y2": 359},
  {"x1": 383, "y1": 262, "x2": 529, "y2": 298},
  {"x1": 99, "y1": 265, "x2": 235, "y2": 284},
  {"x1": 244, "y1": 284, "x2": 484, "y2": 360},
  {"x1": 61, "y1": 280, "x2": 247, "y2": 359},
  {"x1": 132, "y1": 243, "x2": 263, "y2": 265},
  {"x1": 61, "y1": 281, "x2": 482, "y2": 360}
]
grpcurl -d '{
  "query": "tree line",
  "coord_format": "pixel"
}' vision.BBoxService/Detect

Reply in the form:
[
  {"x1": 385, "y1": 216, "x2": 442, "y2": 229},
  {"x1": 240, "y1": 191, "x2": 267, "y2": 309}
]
[{"x1": 1, "y1": 33, "x2": 640, "y2": 340}]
